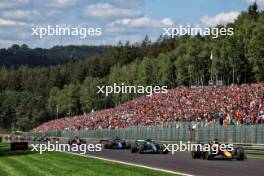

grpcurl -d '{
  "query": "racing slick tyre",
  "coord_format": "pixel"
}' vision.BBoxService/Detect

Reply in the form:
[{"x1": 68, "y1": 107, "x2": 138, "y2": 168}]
[
  {"x1": 203, "y1": 151, "x2": 213, "y2": 160},
  {"x1": 131, "y1": 143, "x2": 138, "y2": 153},
  {"x1": 104, "y1": 144, "x2": 109, "y2": 149},
  {"x1": 107, "y1": 142, "x2": 113, "y2": 149},
  {"x1": 125, "y1": 142, "x2": 131, "y2": 149},
  {"x1": 235, "y1": 147, "x2": 245, "y2": 160},
  {"x1": 160, "y1": 145, "x2": 169, "y2": 154},
  {"x1": 191, "y1": 151, "x2": 201, "y2": 159},
  {"x1": 139, "y1": 144, "x2": 145, "y2": 154}
]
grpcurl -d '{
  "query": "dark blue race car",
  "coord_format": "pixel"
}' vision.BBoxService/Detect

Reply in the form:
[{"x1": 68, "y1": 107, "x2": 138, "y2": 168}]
[
  {"x1": 131, "y1": 139, "x2": 169, "y2": 154},
  {"x1": 104, "y1": 138, "x2": 131, "y2": 149}
]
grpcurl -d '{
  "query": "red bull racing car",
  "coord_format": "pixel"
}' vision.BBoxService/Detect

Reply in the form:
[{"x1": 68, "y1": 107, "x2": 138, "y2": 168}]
[{"x1": 191, "y1": 140, "x2": 246, "y2": 160}]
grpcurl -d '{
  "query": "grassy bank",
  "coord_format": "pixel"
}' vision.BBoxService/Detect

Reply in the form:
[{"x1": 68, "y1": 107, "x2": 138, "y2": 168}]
[{"x1": 0, "y1": 143, "x2": 178, "y2": 176}]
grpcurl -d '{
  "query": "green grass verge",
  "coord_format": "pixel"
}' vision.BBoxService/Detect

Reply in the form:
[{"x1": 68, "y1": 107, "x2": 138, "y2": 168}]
[{"x1": 0, "y1": 143, "x2": 178, "y2": 176}]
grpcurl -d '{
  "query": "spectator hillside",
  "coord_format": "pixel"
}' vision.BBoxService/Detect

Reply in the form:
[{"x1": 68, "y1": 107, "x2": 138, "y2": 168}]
[{"x1": 33, "y1": 83, "x2": 264, "y2": 132}]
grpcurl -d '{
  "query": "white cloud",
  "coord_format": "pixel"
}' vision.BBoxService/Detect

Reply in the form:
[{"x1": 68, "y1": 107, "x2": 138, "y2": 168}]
[
  {"x1": 2, "y1": 10, "x2": 64, "y2": 21},
  {"x1": 109, "y1": 16, "x2": 156, "y2": 28},
  {"x1": 55, "y1": 0, "x2": 77, "y2": 5},
  {"x1": 0, "y1": 18, "x2": 26, "y2": 26},
  {"x1": 2, "y1": 10, "x2": 41, "y2": 21},
  {"x1": 83, "y1": 3, "x2": 142, "y2": 20},
  {"x1": 110, "y1": 0, "x2": 145, "y2": 8},
  {"x1": 0, "y1": 25, "x2": 28, "y2": 39},
  {"x1": 45, "y1": 10, "x2": 65, "y2": 19},
  {"x1": 107, "y1": 16, "x2": 174, "y2": 44},
  {"x1": 161, "y1": 18, "x2": 174, "y2": 26},
  {"x1": 108, "y1": 16, "x2": 174, "y2": 29},
  {"x1": 0, "y1": 0, "x2": 30, "y2": 9},
  {"x1": 0, "y1": 0, "x2": 77, "y2": 9},
  {"x1": 41, "y1": 0, "x2": 78, "y2": 7},
  {"x1": 200, "y1": 11, "x2": 239, "y2": 27}
]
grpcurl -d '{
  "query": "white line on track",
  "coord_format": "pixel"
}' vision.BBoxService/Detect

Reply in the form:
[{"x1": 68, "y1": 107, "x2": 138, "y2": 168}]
[{"x1": 63, "y1": 151, "x2": 195, "y2": 176}]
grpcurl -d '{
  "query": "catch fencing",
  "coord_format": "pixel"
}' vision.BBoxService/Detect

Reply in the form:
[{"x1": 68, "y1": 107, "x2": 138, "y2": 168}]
[{"x1": 34, "y1": 122, "x2": 264, "y2": 144}]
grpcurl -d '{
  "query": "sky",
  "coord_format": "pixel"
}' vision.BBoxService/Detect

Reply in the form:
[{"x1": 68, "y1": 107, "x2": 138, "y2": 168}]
[{"x1": 0, "y1": 0, "x2": 263, "y2": 48}]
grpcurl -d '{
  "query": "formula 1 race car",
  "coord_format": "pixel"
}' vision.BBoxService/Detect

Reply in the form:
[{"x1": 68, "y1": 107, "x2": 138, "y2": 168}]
[
  {"x1": 33, "y1": 136, "x2": 41, "y2": 142},
  {"x1": 131, "y1": 139, "x2": 169, "y2": 154},
  {"x1": 104, "y1": 138, "x2": 131, "y2": 149},
  {"x1": 33, "y1": 136, "x2": 50, "y2": 142},
  {"x1": 68, "y1": 136, "x2": 86, "y2": 145},
  {"x1": 52, "y1": 137, "x2": 60, "y2": 142},
  {"x1": 191, "y1": 140, "x2": 246, "y2": 160}
]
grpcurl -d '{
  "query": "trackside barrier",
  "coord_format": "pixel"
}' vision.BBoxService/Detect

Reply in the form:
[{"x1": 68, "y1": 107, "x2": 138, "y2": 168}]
[
  {"x1": 31, "y1": 122, "x2": 264, "y2": 154},
  {"x1": 33, "y1": 122, "x2": 264, "y2": 144},
  {"x1": 34, "y1": 122, "x2": 264, "y2": 144},
  {"x1": 234, "y1": 143, "x2": 264, "y2": 155}
]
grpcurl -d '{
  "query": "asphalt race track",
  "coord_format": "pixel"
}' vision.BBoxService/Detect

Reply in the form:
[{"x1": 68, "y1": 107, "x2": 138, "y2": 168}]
[{"x1": 82, "y1": 149, "x2": 264, "y2": 176}]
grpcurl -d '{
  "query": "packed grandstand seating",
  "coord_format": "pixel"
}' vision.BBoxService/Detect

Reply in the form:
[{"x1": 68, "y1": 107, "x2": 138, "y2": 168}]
[{"x1": 33, "y1": 83, "x2": 264, "y2": 132}]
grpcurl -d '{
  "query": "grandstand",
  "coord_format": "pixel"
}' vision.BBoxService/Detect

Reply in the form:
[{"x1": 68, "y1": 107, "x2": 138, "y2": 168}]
[{"x1": 33, "y1": 83, "x2": 264, "y2": 133}]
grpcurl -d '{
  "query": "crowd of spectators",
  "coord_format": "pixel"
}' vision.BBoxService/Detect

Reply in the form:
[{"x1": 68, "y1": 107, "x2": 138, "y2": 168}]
[{"x1": 33, "y1": 83, "x2": 264, "y2": 132}]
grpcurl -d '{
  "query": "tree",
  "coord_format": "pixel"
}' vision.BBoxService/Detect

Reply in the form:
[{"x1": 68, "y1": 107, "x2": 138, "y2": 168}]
[
  {"x1": 248, "y1": 2, "x2": 258, "y2": 16},
  {"x1": 156, "y1": 53, "x2": 175, "y2": 87},
  {"x1": 80, "y1": 77, "x2": 105, "y2": 112}
]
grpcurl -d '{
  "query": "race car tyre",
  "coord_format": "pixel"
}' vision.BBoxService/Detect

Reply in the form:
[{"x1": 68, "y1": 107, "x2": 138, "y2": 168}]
[
  {"x1": 191, "y1": 151, "x2": 201, "y2": 159},
  {"x1": 139, "y1": 144, "x2": 145, "y2": 154},
  {"x1": 104, "y1": 144, "x2": 109, "y2": 149},
  {"x1": 107, "y1": 142, "x2": 113, "y2": 149},
  {"x1": 204, "y1": 151, "x2": 213, "y2": 160},
  {"x1": 236, "y1": 147, "x2": 245, "y2": 160},
  {"x1": 131, "y1": 143, "x2": 138, "y2": 153},
  {"x1": 162, "y1": 149, "x2": 169, "y2": 154},
  {"x1": 126, "y1": 142, "x2": 131, "y2": 149},
  {"x1": 81, "y1": 140, "x2": 86, "y2": 144},
  {"x1": 160, "y1": 145, "x2": 169, "y2": 154}
]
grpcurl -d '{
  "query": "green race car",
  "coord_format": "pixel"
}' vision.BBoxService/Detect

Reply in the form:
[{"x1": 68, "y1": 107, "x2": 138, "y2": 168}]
[{"x1": 131, "y1": 139, "x2": 169, "y2": 154}]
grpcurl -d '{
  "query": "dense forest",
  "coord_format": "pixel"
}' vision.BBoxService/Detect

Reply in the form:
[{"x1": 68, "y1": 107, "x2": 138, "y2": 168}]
[
  {"x1": 0, "y1": 45, "x2": 108, "y2": 68},
  {"x1": 0, "y1": 3, "x2": 263, "y2": 132}
]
